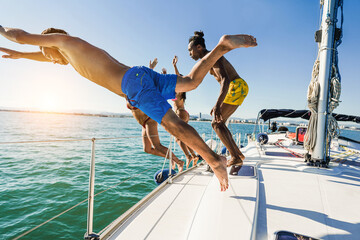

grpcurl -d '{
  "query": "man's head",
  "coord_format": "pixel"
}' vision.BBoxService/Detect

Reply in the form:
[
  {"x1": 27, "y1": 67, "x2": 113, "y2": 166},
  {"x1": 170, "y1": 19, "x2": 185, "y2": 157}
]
[
  {"x1": 188, "y1": 31, "x2": 207, "y2": 60},
  {"x1": 41, "y1": 28, "x2": 68, "y2": 35},
  {"x1": 40, "y1": 28, "x2": 69, "y2": 65}
]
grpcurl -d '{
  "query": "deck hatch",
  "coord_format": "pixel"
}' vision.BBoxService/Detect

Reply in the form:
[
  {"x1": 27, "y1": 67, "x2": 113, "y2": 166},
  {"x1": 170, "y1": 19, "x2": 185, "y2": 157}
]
[
  {"x1": 229, "y1": 165, "x2": 255, "y2": 176},
  {"x1": 275, "y1": 231, "x2": 318, "y2": 240}
]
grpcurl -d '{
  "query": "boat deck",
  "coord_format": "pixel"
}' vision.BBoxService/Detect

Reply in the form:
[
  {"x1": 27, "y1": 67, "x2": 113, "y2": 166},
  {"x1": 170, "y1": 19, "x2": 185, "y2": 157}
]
[
  {"x1": 101, "y1": 163, "x2": 257, "y2": 240},
  {"x1": 100, "y1": 135, "x2": 360, "y2": 240}
]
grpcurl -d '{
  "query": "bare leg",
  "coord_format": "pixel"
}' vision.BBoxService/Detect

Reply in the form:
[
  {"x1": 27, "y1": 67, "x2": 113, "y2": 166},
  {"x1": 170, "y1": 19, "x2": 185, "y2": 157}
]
[
  {"x1": 175, "y1": 138, "x2": 193, "y2": 168},
  {"x1": 212, "y1": 103, "x2": 245, "y2": 167},
  {"x1": 177, "y1": 110, "x2": 199, "y2": 167},
  {"x1": 161, "y1": 109, "x2": 228, "y2": 191},
  {"x1": 175, "y1": 110, "x2": 199, "y2": 168},
  {"x1": 175, "y1": 34, "x2": 257, "y2": 93},
  {"x1": 143, "y1": 120, "x2": 184, "y2": 172},
  {"x1": 188, "y1": 148, "x2": 200, "y2": 165},
  {"x1": 178, "y1": 138, "x2": 199, "y2": 167}
]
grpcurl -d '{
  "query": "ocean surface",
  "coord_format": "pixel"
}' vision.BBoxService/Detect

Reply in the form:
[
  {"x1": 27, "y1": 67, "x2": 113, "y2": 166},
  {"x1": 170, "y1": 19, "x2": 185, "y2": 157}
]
[{"x1": 0, "y1": 111, "x2": 359, "y2": 239}]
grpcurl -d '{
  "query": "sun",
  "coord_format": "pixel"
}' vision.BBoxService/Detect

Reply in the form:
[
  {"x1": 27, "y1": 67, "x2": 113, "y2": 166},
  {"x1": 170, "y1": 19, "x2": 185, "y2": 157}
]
[{"x1": 38, "y1": 93, "x2": 60, "y2": 112}]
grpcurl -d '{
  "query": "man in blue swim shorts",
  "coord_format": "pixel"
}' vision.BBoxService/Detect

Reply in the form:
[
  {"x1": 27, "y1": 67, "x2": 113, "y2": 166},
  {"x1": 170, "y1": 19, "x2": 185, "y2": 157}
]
[
  {"x1": 0, "y1": 25, "x2": 257, "y2": 191},
  {"x1": 121, "y1": 66, "x2": 178, "y2": 124}
]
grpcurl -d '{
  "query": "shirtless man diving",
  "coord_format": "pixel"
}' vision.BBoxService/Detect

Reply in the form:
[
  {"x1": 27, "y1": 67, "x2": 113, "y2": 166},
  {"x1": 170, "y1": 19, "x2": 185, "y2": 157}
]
[
  {"x1": 0, "y1": 25, "x2": 257, "y2": 191},
  {"x1": 188, "y1": 31, "x2": 250, "y2": 168}
]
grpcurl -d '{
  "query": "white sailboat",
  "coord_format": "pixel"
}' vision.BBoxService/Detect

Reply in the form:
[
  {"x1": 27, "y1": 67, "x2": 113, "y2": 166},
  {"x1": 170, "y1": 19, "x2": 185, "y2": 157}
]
[{"x1": 83, "y1": 0, "x2": 360, "y2": 239}]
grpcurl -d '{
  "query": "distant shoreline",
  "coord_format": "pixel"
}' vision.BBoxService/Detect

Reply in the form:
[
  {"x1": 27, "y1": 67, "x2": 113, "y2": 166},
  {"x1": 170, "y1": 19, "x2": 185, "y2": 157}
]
[
  {"x1": 0, "y1": 109, "x2": 132, "y2": 118},
  {"x1": 1, "y1": 109, "x2": 359, "y2": 130},
  {"x1": 0, "y1": 108, "x2": 257, "y2": 124}
]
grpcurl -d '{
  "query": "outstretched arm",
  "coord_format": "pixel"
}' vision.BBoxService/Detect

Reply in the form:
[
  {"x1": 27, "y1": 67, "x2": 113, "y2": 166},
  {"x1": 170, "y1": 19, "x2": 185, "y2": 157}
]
[
  {"x1": 0, "y1": 47, "x2": 50, "y2": 62},
  {"x1": 0, "y1": 26, "x2": 27, "y2": 44},
  {"x1": 0, "y1": 26, "x2": 68, "y2": 48},
  {"x1": 211, "y1": 58, "x2": 231, "y2": 123},
  {"x1": 172, "y1": 55, "x2": 181, "y2": 76}
]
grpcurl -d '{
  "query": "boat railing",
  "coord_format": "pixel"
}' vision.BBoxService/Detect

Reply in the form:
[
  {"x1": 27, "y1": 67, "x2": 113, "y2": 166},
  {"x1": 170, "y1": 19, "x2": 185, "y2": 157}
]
[
  {"x1": 2, "y1": 129, "x2": 247, "y2": 239},
  {"x1": 0, "y1": 135, "x2": 164, "y2": 240}
]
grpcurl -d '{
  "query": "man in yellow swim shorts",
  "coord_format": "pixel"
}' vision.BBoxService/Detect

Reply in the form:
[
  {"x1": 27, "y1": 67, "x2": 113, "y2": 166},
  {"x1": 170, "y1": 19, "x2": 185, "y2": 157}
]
[
  {"x1": 223, "y1": 78, "x2": 249, "y2": 106},
  {"x1": 188, "y1": 31, "x2": 250, "y2": 168}
]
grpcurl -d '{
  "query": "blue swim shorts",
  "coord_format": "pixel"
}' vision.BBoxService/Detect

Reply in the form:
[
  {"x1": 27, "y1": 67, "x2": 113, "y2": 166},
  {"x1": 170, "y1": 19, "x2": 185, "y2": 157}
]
[{"x1": 121, "y1": 66, "x2": 178, "y2": 124}]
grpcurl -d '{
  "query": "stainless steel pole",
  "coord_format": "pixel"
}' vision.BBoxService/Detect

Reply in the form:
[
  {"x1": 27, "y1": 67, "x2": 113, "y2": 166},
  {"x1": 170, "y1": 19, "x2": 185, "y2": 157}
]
[
  {"x1": 312, "y1": 0, "x2": 337, "y2": 161},
  {"x1": 86, "y1": 138, "x2": 96, "y2": 236}
]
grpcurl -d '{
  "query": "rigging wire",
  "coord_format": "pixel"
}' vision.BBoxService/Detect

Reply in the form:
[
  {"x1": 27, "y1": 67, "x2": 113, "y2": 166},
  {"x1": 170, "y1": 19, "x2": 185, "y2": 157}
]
[{"x1": 13, "y1": 163, "x2": 161, "y2": 240}]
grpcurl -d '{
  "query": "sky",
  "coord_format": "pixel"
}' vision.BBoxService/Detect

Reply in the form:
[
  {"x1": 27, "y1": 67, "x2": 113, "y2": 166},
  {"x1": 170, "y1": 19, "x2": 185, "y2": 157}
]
[{"x1": 0, "y1": 0, "x2": 359, "y2": 119}]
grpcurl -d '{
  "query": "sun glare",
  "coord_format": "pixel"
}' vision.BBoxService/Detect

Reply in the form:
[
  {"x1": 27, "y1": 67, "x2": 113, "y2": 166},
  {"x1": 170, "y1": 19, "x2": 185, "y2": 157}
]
[{"x1": 38, "y1": 93, "x2": 60, "y2": 112}]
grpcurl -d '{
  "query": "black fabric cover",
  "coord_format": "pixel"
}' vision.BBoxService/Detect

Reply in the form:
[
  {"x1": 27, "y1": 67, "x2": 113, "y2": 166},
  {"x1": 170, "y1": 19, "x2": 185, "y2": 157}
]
[{"x1": 258, "y1": 109, "x2": 360, "y2": 123}]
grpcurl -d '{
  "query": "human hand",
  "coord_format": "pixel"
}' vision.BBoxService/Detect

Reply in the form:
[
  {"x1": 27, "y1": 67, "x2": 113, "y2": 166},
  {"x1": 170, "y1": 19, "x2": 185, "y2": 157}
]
[
  {"x1": 0, "y1": 47, "x2": 22, "y2": 59},
  {"x1": 172, "y1": 55, "x2": 178, "y2": 66},
  {"x1": 149, "y1": 58, "x2": 158, "y2": 69},
  {"x1": 210, "y1": 105, "x2": 223, "y2": 123}
]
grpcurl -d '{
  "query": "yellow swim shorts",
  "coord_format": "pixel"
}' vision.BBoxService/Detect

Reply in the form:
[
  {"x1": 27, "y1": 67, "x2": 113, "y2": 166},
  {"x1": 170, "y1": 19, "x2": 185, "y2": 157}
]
[{"x1": 223, "y1": 78, "x2": 249, "y2": 106}]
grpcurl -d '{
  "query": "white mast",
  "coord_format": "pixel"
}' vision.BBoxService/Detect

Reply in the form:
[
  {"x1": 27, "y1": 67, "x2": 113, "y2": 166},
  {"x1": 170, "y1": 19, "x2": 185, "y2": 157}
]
[{"x1": 312, "y1": 0, "x2": 338, "y2": 162}]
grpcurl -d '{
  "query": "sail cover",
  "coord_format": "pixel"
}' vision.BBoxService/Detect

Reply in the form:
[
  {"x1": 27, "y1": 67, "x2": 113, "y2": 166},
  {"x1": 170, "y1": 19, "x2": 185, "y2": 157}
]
[{"x1": 258, "y1": 109, "x2": 360, "y2": 123}]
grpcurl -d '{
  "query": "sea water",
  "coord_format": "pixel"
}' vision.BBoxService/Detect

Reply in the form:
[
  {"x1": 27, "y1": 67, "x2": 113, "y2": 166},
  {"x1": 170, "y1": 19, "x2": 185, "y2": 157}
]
[{"x1": 0, "y1": 111, "x2": 358, "y2": 239}]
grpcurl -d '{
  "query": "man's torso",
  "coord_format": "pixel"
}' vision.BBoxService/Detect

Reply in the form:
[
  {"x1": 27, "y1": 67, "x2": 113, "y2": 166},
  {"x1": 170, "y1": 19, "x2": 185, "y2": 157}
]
[
  {"x1": 59, "y1": 37, "x2": 129, "y2": 97},
  {"x1": 209, "y1": 56, "x2": 239, "y2": 83}
]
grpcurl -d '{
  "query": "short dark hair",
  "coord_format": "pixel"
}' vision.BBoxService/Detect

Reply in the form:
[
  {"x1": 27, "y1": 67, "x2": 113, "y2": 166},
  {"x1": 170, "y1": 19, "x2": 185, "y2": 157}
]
[
  {"x1": 39, "y1": 28, "x2": 68, "y2": 50},
  {"x1": 189, "y1": 31, "x2": 206, "y2": 48},
  {"x1": 181, "y1": 92, "x2": 186, "y2": 100},
  {"x1": 41, "y1": 28, "x2": 68, "y2": 35}
]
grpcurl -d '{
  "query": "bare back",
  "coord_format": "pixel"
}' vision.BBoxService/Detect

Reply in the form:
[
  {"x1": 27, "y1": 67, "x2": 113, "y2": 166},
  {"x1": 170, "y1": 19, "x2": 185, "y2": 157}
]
[
  {"x1": 59, "y1": 37, "x2": 130, "y2": 97},
  {"x1": 173, "y1": 92, "x2": 185, "y2": 111}
]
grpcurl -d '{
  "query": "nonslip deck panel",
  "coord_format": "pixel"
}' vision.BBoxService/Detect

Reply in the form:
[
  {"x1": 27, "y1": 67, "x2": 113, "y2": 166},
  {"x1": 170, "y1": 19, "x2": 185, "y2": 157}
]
[
  {"x1": 255, "y1": 160, "x2": 360, "y2": 239},
  {"x1": 106, "y1": 165, "x2": 258, "y2": 240},
  {"x1": 102, "y1": 139, "x2": 360, "y2": 240}
]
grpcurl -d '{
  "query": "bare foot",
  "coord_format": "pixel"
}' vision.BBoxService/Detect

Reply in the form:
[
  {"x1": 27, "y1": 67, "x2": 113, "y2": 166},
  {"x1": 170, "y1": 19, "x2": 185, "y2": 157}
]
[
  {"x1": 186, "y1": 156, "x2": 192, "y2": 169},
  {"x1": 193, "y1": 156, "x2": 199, "y2": 166},
  {"x1": 177, "y1": 160, "x2": 184, "y2": 172},
  {"x1": 171, "y1": 159, "x2": 176, "y2": 170},
  {"x1": 208, "y1": 155, "x2": 229, "y2": 192},
  {"x1": 219, "y1": 34, "x2": 257, "y2": 51}
]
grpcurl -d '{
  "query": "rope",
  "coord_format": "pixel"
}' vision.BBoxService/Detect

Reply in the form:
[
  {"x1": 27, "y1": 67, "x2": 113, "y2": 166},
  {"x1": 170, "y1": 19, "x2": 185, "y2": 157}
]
[
  {"x1": 13, "y1": 199, "x2": 88, "y2": 240},
  {"x1": 331, "y1": 150, "x2": 351, "y2": 158},
  {"x1": 327, "y1": 64, "x2": 341, "y2": 142},
  {"x1": 305, "y1": 0, "x2": 343, "y2": 155},
  {"x1": 332, "y1": 152, "x2": 356, "y2": 163},
  {"x1": 275, "y1": 140, "x2": 304, "y2": 158},
  {"x1": 304, "y1": 59, "x2": 320, "y2": 151},
  {"x1": 12, "y1": 164, "x2": 160, "y2": 240},
  {"x1": 158, "y1": 135, "x2": 173, "y2": 177},
  {"x1": 0, "y1": 135, "x2": 160, "y2": 145},
  {"x1": 8, "y1": 134, "x2": 163, "y2": 239}
]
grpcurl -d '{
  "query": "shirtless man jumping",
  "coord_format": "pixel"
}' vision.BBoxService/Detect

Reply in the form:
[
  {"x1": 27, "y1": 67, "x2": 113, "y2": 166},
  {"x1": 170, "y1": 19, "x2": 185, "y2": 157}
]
[
  {"x1": 171, "y1": 55, "x2": 200, "y2": 168},
  {"x1": 127, "y1": 58, "x2": 184, "y2": 172},
  {"x1": 188, "y1": 31, "x2": 250, "y2": 168},
  {"x1": 0, "y1": 25, "x2": 257, "y2": 191}
]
